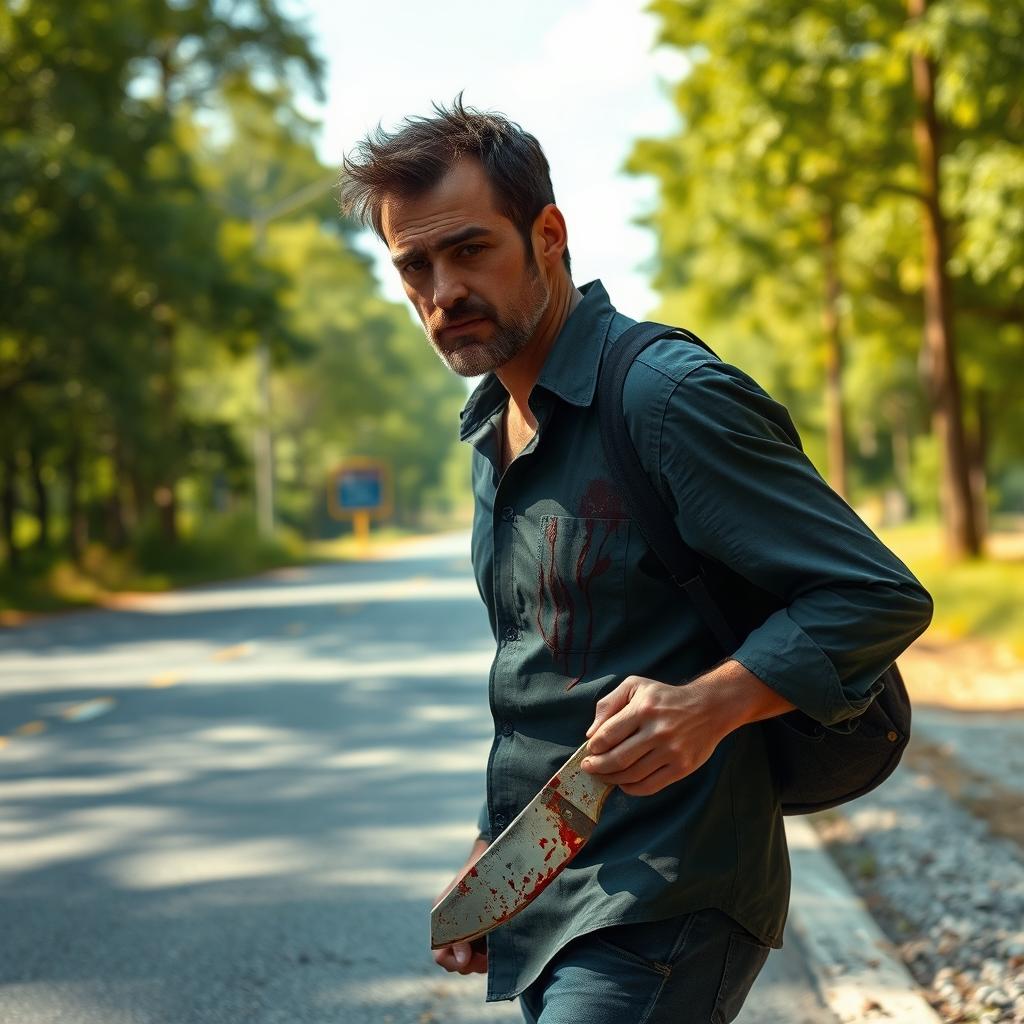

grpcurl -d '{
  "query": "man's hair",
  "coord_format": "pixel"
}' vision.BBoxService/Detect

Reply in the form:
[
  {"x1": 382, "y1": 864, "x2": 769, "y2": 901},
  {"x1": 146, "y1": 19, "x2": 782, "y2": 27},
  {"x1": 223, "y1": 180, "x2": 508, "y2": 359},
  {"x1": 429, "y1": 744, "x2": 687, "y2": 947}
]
[{"x1": 338, "y1": 94, "x2": 571, "y2": 274}]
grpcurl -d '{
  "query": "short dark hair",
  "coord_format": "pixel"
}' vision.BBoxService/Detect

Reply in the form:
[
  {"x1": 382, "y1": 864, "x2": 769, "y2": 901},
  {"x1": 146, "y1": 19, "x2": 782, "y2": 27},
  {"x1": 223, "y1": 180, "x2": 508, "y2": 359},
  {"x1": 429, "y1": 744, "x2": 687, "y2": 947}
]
[{"x1": 338, "y1": 94, "x2": 571, "y2": 274}]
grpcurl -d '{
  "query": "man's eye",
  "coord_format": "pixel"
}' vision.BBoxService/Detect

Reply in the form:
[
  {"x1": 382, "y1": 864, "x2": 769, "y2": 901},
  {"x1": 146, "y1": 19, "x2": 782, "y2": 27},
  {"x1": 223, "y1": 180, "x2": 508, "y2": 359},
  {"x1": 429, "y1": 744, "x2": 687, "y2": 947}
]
[
  {"x1": 460, "y1": 244, "x2": 483, "y2": 257},
  {"x1": 403, "y1": 260, "x2": 426, "y2": 273}
]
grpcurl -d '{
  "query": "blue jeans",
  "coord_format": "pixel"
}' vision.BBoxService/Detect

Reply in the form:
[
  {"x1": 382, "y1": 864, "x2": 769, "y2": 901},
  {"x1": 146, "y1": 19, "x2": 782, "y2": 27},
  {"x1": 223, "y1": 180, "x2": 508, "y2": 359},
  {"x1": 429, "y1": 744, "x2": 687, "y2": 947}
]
[{"x1": 519, "y1": 908, "x2": 771, "y2": 1024}]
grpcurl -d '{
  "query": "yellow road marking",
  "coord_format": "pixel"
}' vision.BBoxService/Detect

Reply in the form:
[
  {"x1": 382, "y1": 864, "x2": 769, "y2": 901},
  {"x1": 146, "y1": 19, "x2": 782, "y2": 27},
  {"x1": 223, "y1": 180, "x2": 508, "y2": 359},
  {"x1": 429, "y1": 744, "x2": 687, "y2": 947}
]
[
  {"x1": 0, "y1": 736, "x2": 8, "y2": 749},
  {"x1": 15, "y1": 721, "x2": 46, "y2": 736},
  {"x1": 149, "y1": 672, "x2": 181, "y2": 688},
  {"x1": 213, "y1": 643, "x2": 251, "y2": 662},
  {"x1": 62, "y1": 697, "x2": 116, "y2": 722}
]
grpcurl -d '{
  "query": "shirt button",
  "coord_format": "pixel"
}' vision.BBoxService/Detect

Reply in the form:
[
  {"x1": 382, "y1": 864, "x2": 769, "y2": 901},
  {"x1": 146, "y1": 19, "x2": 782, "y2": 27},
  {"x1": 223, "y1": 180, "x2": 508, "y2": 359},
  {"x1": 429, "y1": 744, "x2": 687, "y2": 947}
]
[
  {"x1": 503, "y1": 625, "x2": 519, "y2": 642},
  {"x1": 501, "y1": 506, "x2": 514, "y2": 522},
  {"x1": 493, "y1": 813, "x2": 507, "y2": 830},
  {"x1": 502, "y1": 721, "x2": 514, "y2": 737}
]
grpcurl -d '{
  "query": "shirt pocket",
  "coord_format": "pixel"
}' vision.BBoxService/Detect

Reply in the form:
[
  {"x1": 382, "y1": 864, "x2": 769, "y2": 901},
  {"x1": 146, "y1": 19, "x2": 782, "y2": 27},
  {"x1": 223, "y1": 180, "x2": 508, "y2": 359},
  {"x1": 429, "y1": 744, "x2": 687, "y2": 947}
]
[{"x1": 536, "y1": 514, "x2": 630, "y2": 656}]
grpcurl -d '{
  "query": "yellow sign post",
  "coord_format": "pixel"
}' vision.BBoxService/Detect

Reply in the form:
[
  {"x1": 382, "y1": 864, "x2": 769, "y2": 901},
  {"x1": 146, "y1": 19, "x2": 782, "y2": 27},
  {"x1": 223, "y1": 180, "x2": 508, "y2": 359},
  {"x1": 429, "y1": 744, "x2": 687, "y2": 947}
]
[{"x1": 327, "y1": 458, "x2": 392, "y2": 556}]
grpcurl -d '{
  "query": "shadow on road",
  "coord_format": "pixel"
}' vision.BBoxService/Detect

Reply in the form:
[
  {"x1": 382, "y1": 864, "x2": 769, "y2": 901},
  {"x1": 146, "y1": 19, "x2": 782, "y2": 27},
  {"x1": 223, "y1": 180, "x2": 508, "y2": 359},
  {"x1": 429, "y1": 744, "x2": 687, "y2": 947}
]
[{"x1": 0, "y1": 545, "x2": 525, "y2": 1022}]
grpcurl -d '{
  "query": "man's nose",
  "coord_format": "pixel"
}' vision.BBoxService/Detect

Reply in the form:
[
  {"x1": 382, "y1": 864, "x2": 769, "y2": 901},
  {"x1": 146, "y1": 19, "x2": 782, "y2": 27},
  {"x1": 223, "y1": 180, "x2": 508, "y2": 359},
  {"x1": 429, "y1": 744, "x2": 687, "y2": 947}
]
[{"x1": 432, "y1": 267, "x2": 469, "y2": 310}]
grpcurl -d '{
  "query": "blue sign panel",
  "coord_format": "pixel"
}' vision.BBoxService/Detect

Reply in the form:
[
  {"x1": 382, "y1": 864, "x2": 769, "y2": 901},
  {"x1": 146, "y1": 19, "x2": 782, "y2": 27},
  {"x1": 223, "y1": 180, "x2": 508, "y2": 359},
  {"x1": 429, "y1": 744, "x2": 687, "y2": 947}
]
[{"x1": 337, "y1": 469, "x2": 383, "y2": 511}]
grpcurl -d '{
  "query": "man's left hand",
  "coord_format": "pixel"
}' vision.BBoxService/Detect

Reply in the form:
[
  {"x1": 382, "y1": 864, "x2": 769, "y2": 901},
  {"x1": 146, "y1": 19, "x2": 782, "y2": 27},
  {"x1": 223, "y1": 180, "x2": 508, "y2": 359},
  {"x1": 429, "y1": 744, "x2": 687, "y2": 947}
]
[{"x1": 581, "y1": 661, "x2": 795, "y2": 796}]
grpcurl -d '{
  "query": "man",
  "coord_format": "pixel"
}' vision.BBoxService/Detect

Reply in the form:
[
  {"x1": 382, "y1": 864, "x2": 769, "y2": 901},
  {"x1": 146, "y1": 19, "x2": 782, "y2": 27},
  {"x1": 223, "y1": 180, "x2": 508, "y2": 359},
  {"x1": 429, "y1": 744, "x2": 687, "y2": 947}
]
[{"x1": 338, "y1": 98, "x2": 933, "y2": 1023}]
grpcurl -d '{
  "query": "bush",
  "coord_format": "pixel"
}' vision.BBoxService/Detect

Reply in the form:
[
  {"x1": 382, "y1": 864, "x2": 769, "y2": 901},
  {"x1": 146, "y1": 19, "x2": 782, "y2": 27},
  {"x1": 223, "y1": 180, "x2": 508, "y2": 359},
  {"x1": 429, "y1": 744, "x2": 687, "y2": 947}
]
[{"x1": 136, "y1": 511, "x2": 304, "y2": 582}]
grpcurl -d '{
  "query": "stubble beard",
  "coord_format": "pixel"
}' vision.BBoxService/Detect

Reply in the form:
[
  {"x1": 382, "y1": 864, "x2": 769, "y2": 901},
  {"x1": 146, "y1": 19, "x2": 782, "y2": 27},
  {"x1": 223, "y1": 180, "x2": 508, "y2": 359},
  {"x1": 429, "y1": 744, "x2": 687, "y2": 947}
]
[{"x1": 424, "y1": 268, "x2": 551, "y2": 378}]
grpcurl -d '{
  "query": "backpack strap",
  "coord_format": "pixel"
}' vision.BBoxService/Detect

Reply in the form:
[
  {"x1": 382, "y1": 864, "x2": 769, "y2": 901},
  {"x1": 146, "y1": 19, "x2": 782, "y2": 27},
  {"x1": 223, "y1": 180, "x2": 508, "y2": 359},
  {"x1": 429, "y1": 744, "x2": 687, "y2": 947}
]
[{"x1": 596, "y1": 321, "x2": 739, "y2": 655}]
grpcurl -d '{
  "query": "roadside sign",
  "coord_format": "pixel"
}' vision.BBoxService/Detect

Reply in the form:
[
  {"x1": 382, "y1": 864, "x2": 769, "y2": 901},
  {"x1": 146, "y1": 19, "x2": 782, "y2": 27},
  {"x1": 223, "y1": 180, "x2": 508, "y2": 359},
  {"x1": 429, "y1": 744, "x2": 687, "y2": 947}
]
[
  {"x1": 327, "y1": 460, "x2": 392, "y2": 546},
  {"x1": 338, "y1": 469, "x2": 382, "y2": 511}
]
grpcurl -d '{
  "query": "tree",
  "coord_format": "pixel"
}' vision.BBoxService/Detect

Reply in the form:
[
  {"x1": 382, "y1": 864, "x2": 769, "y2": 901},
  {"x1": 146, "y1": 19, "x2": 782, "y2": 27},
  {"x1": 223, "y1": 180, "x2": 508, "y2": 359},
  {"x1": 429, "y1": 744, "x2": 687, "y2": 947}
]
[
  {"x1": 0, "y1": 0, "x2": 324, "y2": 561},
  {"x1": 632, "y1": 0, "x2": 1023, "y2": 555},
  {"x1": 905, "y1": 0, "x2": 980, "y2": 556}
]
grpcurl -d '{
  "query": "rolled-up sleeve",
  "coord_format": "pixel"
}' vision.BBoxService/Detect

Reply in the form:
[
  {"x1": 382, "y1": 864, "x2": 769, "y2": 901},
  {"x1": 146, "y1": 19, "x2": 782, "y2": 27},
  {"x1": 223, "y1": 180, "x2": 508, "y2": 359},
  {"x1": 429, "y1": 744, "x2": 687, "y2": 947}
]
[{"x1": 642, "y1": 358, "x2": 933, "y2": 727}]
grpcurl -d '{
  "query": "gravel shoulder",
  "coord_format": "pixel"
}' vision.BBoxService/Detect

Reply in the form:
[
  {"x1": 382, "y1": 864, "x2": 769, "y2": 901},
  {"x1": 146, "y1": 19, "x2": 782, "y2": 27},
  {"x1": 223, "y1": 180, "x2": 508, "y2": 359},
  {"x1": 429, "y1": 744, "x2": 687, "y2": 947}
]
[
  {"x1": 899, "y1": 638, "x2": 1024, "y2": 712},
  {"x1": 810, "y1": 639, "x2": 1024, "y2": 1024}
]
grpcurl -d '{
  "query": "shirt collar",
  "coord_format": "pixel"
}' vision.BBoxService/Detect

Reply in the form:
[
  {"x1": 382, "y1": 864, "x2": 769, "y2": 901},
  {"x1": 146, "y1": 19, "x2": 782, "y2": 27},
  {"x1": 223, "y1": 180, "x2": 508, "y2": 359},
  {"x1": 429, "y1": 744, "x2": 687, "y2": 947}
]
[{"x1": 458, "y1": 279, "x2": 616, "y2": 441}]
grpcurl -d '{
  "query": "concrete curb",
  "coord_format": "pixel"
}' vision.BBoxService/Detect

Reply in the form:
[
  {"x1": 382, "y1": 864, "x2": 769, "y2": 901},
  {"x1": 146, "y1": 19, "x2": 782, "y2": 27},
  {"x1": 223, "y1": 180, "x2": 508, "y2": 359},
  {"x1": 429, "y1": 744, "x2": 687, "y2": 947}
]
[{"x1": 785, "y1": 817, "x2": 943, "y2": 1023}]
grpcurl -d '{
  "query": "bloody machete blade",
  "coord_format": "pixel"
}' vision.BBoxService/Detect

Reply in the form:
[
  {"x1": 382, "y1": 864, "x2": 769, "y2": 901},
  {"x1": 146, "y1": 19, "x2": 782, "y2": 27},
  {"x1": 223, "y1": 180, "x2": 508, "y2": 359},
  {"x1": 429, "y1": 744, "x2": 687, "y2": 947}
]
[{"x1": 430, "y1": 740, "x2": 613, "y2": 949}]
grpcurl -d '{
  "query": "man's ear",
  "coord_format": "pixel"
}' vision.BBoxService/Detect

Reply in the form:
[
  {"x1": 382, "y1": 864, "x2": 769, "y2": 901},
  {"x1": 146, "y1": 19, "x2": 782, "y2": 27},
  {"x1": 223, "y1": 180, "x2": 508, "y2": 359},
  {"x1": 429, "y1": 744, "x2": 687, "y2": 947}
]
[{"x1": 532, "y1": 203, "x2": 569, "y2": 272}]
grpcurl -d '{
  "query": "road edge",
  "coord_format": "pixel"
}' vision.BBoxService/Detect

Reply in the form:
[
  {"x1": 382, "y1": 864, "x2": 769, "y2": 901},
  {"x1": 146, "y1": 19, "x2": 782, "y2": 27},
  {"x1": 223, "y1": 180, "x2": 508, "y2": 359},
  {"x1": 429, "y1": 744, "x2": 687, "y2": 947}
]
[{"x1": 785, "y1": 817, "x2": 943, "y2": 1024}]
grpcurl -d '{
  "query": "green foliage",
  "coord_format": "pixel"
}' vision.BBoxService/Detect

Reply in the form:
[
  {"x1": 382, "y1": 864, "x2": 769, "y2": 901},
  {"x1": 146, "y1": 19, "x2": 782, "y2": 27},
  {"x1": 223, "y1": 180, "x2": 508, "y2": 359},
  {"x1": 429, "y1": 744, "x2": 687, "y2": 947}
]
[
  {"x1": 908, "y1": 434, "x2": 941, "y2": 520},
  {"x1": 134, "y1": 510, "x2": 303, "y2": 581},
  {"x1": 0, "y1": 513, "x2": 303, "y2": 615},
  {"x1": 631, "y1": 0, "x2": 1023, "y2": 529},
  {"x1": 879, "y1": 522, "x2": 1024, "y2": 651},
  {"x1": 0, "y1": 0, "x2": 468, "y2": 606}
]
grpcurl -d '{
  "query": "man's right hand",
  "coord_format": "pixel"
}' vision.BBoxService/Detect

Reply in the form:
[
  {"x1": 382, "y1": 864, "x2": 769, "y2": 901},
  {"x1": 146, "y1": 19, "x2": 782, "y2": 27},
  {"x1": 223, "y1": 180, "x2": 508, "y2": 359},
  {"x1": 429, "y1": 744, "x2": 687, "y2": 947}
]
[{"x1": 431, "y1": 837, "x2": 490, "y2": 975}]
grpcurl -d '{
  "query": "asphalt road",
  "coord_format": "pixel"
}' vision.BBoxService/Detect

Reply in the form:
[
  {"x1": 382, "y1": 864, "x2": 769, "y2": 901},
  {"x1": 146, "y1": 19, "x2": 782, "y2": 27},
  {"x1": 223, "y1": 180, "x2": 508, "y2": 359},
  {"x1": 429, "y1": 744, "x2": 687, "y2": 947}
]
[{"x1": 0, "y1": 532, "x2": 836, "y2": 1023}]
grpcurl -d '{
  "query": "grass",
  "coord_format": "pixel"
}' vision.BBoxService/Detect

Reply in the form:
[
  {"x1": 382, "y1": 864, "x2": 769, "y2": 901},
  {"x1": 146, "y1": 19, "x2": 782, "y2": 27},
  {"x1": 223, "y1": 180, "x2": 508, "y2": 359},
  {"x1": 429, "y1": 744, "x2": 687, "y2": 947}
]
[
  {"x1": 306, "y1": 525, "x2": 428, "y2": 561},
  {"x1": 876, "y1": 520, "x2": 1024, "y2": 656},
  {"x1": 2, "y1": 514, "x2": 1020, "y2": 655},
  {"x1": 0, "y1": 515, "x2": 422, "y2": 623}
]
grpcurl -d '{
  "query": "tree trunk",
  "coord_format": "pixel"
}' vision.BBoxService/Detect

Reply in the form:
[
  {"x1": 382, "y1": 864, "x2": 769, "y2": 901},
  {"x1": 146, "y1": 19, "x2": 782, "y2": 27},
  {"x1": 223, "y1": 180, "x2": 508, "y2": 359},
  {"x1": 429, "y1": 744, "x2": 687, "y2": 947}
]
[
  {"x1": 154, "y1": 58, "x2": 180, "y2": 549},
  {"x1": 1, "y1": 454, "x2": 19, "y2": 570},
  {"x1": 66, "y1": 440, "x2": 88, "y2": 562},
  {"x1": 907, "y1": 0, "x2": 982, "y2": 558},
  {"x1": 155, "y1": 483, "x2": 177, "y2": 545},
  {"x1": 29, "y1": 444, "x2": 50, "y2": 549},
  {"x1": 107, "y1": 493, "x2": 128, "y2": 551},
  {"x1": 969, "y1": 387, "x2": 989, "y2": 540},
  {"x1": 118, "y1": 437, "x2": 141, "y2": 539},
  {"x1": 129, "y1": 464, "x2": 147, "y2": 535},
  {"x1": 820, "y1": 205, "x2": 849, "y2": 499},
  {"x1": 107, "y1": 431, "x2": 128, "y2": 550},
  {"x1": 155, "y1": 321, "x2": 179, "y2": 546}
]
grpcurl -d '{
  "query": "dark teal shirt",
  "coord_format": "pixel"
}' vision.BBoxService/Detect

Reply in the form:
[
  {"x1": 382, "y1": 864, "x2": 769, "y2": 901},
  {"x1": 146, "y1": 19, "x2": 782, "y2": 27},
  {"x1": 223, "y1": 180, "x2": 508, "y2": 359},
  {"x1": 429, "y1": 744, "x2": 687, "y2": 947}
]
[{"x1": 460, "y1": 280, "x2": 932, "y2": 1002}]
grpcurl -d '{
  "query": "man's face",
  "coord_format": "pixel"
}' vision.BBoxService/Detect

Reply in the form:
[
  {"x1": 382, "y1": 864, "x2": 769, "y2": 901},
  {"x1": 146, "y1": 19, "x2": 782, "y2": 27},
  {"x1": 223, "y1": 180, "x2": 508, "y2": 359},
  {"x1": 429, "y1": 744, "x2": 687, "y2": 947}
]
[{"x1": 381, "y1": 158, "x2": 550, "y2": 377}]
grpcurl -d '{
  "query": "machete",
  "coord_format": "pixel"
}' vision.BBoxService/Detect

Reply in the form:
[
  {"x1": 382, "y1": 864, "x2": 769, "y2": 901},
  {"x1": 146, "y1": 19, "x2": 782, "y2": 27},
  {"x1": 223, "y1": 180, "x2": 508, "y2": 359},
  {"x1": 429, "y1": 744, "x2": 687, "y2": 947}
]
[{"x1": 430, "y1": 740, "x2": 613, "y2": 949}]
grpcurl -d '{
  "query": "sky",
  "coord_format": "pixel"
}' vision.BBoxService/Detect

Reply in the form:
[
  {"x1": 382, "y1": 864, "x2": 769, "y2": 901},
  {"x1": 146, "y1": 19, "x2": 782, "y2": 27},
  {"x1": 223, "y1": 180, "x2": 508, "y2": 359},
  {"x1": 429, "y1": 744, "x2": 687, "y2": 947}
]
[{"x1": 296, "y1": 0, "x2": 688, "y2": 319}]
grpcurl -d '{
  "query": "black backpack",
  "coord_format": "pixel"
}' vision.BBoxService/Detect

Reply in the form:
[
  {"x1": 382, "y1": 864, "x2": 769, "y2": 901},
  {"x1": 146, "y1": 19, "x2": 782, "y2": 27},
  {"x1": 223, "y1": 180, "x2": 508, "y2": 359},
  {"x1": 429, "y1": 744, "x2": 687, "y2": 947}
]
[{"x1": 596, "y1": 321, "x2": 910, "y2": 815}]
